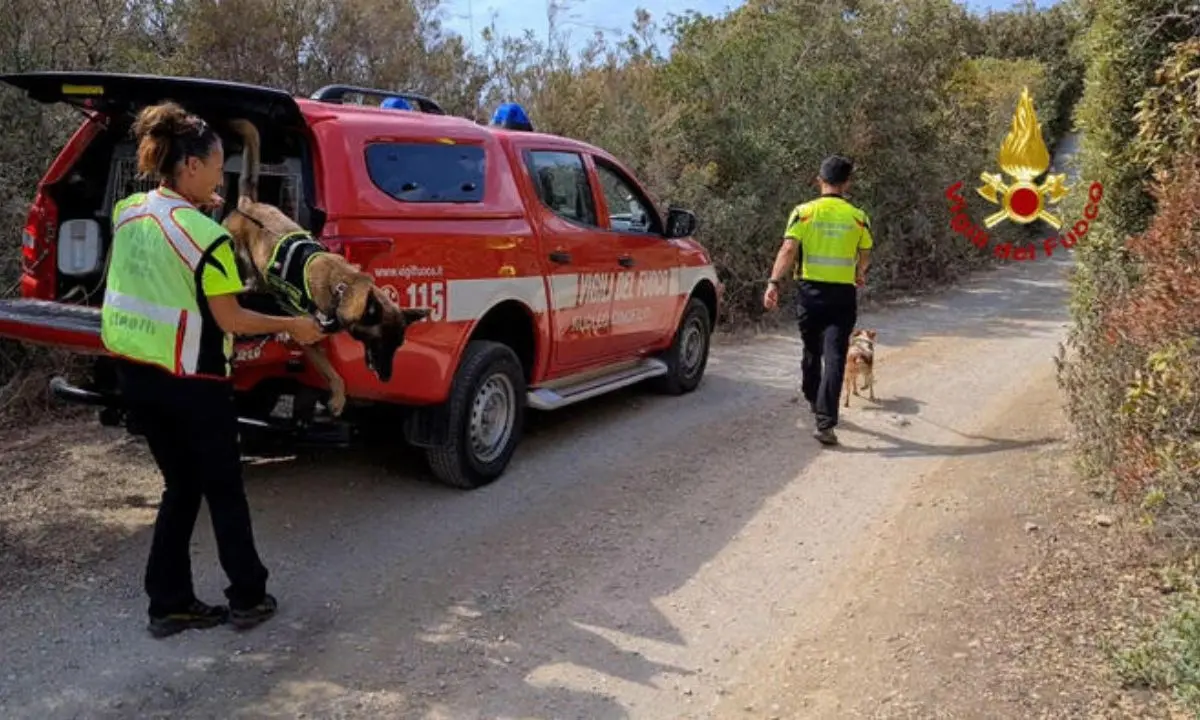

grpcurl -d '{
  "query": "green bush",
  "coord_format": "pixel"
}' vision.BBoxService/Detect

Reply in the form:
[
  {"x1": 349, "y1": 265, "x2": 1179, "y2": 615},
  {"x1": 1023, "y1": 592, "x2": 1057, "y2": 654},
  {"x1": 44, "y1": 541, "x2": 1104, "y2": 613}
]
[
  {"x1": 1114, "y1": 591, "x2": 1200, "y2": 713},
  {"x1": 1057, "y1": 0, "x2": 1200, "y2": 485}
]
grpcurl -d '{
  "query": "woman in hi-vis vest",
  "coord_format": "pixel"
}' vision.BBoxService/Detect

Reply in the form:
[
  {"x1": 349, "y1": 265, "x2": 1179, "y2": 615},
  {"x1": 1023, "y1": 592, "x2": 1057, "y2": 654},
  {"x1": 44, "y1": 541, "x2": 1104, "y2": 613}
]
[{"x1": 101, "y1": 101, "x2": 323, "y2": 638}]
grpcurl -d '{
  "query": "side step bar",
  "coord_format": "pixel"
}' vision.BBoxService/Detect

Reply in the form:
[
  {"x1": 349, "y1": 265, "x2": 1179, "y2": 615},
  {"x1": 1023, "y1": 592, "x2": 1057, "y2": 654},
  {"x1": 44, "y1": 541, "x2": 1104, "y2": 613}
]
[
  {"x1": 526, "y1": 358, "x2": 668, "y2": 411},
  {"x1": 48, "y1": 376, "x2": 351, "y2": 448}
]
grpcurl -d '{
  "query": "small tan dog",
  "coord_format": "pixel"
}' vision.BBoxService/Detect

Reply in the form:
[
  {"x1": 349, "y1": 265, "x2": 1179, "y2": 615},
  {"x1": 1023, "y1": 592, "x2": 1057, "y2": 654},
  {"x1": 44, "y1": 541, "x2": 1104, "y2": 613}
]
[{"x1": 842, "y1": 328, "x2": 877, "y2": 408}]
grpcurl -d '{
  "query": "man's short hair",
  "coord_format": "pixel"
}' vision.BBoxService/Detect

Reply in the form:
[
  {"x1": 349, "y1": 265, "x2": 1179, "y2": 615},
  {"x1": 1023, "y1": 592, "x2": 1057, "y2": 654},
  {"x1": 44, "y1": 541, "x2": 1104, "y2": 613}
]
[{"x1": 819, "y1": 155, "x2": 854, "y2": 185}]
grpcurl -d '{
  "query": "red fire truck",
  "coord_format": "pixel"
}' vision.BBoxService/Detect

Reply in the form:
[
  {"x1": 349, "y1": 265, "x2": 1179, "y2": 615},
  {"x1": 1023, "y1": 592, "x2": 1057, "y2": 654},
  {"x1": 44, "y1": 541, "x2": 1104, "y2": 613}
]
[{"x1": 0, "y1": 72, "x2": 720, "y2": 489}]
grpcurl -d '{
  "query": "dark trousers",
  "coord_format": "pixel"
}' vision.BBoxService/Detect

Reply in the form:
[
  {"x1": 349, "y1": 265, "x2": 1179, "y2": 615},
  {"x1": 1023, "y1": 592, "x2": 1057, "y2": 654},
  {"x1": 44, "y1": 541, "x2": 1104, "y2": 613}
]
[
  {"x1": 795, "y1": 280, "x2": 858, "y2": 431},
  {"x1": 115, "y1": 360, "x2": 269, "y2": 616}
]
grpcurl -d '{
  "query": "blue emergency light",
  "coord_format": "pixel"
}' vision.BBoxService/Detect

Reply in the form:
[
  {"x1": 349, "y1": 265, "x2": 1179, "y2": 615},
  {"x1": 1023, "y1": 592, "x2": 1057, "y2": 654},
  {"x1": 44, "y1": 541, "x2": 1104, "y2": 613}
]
[
  {"x1": 490, "y1": 102, "x2": 534, "y2": 132},
  {"x1": 380, "y1": 96, "x2": 412, "y2": 111}
]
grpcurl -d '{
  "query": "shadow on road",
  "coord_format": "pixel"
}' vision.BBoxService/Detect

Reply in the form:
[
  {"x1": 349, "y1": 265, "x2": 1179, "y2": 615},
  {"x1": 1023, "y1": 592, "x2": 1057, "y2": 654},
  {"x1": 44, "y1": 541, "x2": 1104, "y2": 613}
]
[
  {"x1": 832, "y1": 419, "x2": 1060, "y2": 459},
  {"x1": 857, "y1": 395, "x2": 925, "y2": 416}
]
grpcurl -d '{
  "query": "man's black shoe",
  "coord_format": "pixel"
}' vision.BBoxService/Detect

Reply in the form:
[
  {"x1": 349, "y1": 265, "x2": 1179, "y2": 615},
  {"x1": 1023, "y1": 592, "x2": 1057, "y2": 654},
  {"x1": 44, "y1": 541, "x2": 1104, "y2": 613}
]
[
  {"x1": 148, "y1": 601, "x2": 229, "y2": 638},
  {"x1": 230, "y1": 593, "x2": 278, "y2": 630},
  {"x1": 813, "y1": 428, "x2": 839, "y2": 446}
]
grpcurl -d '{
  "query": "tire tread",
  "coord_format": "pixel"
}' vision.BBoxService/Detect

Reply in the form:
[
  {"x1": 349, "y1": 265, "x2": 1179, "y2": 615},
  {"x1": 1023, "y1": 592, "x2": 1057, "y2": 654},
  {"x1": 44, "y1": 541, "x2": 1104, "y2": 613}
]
[{"x1": 425, "y1": 340, "x2": 525, "y2": 489}]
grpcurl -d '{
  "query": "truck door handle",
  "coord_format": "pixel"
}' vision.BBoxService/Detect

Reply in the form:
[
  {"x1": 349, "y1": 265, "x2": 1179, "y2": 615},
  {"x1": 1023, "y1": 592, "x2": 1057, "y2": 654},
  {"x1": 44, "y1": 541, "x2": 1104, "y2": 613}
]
[
  {"x1": 549, "y1": 250, "x2": 572, "y2": 265},
  {"x1": 617, "y1": 255, "x2": 636, "y2": 268}
]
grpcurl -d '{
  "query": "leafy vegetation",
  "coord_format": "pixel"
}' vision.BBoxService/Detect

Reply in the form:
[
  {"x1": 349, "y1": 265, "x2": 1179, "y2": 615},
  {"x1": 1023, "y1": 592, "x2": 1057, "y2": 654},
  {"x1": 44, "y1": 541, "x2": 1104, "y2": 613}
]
[
  {"x1": 1053, "y1": 0, "x2": 1200, "y2": 706},
  {"x1": 0, "y1": 0, "x2": 1082, "y2": 351},
  {"x1": 1113, "y1": 558, "x2": 1200, "y2": 714},
  {"x1": 1059, "y1": 6, "x2": 1200, "y2": 519}
]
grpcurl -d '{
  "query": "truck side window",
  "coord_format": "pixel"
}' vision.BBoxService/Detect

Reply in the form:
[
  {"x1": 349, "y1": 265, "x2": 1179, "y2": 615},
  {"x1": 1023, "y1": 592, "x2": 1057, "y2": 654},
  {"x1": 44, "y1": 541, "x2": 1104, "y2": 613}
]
[
  {"x1": 593, "y1": 160, "x2": 661, "y2": 235},
  {"x1": 365, "y1": 142, "x2": 486, "y2": 203},
  {"x1": 525, "y1": 151, "x2": 598, "y2": 227}
]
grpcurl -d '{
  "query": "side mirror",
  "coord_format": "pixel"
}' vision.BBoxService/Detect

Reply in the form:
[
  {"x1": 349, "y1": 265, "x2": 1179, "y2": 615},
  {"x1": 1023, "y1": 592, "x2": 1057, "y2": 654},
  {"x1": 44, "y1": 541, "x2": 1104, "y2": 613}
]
[{"x1": 664, "y1": 207, "x2": 699, "y2": 239}]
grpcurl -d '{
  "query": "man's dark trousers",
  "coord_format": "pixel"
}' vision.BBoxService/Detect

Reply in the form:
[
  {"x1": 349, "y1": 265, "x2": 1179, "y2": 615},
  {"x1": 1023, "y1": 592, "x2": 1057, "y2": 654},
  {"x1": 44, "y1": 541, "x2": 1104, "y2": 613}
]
[
  {"x1": 794, "y1": 279, "x2": 857, "y2": 431},
  {"x1": 116, "y1": 360, "x2": 269, "y2": 617}
]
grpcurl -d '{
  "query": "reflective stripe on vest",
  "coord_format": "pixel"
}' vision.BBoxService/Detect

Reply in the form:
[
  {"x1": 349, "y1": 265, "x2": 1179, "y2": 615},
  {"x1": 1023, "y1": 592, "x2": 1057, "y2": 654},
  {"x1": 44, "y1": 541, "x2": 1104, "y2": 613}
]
[
  {"x1": 789, "y1": 197, "x2": 868, "y2": 284},
  {"x1": 114, "y1": 194, "x2": 205, "y2": 270},
  {"x1": 102, "y1": 289, "x2": 204, "y2": 373},
  {"x1": 101, "y1": 189, "x2": 228, "y2": 377},
  {"x1": 803, "y1": 254, "x2": 856, "y2": 268}
]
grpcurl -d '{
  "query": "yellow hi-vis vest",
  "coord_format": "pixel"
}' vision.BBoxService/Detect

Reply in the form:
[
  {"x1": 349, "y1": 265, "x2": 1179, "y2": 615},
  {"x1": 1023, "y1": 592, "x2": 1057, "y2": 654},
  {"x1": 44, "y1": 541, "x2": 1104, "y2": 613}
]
[
  {"x1": 101, "y1": 188, "x2": 237, "y2": 378},
  {"x1": 783, "y1": 195, "x2": 873, "y2": 284}
]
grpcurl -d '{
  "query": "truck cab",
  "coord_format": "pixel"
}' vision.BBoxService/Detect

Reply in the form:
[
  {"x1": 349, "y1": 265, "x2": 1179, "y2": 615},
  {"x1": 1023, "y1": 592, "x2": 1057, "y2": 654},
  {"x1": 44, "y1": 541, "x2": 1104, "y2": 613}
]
[{"x1": 0, "y1": 71, "x2": 720, "y2": 488}]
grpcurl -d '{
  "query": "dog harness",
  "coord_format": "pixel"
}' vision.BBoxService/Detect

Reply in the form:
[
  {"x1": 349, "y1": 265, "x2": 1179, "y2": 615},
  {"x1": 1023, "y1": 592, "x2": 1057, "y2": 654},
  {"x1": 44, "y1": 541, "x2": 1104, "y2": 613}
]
[{"x1": 265, "y1": 231, "x2": 326, "y2": 316}]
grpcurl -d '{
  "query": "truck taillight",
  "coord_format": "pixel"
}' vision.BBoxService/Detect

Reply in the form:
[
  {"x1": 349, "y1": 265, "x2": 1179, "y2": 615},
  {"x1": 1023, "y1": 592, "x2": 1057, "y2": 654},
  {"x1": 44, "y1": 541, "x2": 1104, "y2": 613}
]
[
  {"x1": 21, "y1": 230, "x2": 36, "y2": 262},
  {"x1": 321, "y1": 236, "x2": 393, "y2": 270},
  {"x1": 21, "y1": 192, "x2": 58, "y2": 299}
]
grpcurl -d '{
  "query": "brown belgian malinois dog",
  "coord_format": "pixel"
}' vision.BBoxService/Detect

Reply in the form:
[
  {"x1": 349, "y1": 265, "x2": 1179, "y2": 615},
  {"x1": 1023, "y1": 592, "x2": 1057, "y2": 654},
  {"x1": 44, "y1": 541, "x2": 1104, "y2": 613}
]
[{"x1": 221, "y1": 119, "x2": 430, "y2": 416}]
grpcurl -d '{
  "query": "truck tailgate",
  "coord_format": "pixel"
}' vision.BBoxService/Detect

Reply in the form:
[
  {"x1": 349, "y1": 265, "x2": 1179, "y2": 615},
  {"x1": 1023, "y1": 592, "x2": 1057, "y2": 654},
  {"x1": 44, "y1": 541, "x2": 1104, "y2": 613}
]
[
  {"x1": 0, "y1": 298, "x2": 311, "y2": 391},
  {"x1": 0, "y1": 298, "x2": 104, "y2": 352}
]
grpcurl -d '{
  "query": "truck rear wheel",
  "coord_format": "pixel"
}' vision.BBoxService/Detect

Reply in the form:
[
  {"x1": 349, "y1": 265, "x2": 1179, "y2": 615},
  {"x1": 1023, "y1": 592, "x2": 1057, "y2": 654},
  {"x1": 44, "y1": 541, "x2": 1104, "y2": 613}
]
[{"x1": 426, "y1": 340, "x2": 526, "y2": 489}]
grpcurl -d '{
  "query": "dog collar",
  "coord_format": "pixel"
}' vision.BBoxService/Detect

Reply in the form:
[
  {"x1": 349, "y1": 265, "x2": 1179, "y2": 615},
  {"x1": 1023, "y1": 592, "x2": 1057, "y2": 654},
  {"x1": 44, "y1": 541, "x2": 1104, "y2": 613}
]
[{"x1": 316, "y1": 282, "x2": 348, "y2": 334}]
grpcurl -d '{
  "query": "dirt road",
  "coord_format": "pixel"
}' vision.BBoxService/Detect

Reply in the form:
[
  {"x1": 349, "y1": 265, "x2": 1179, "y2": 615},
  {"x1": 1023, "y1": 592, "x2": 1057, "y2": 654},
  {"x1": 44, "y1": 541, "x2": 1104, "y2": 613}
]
[{"x1": 0, "y1": 251, "x2": 1082, "y2": 719}]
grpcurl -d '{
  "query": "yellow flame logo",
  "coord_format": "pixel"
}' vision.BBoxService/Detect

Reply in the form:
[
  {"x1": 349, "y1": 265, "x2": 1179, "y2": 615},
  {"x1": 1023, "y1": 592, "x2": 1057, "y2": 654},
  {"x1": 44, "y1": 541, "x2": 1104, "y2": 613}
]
[{"x1": 976, "y1": 87, "x2": 1069, "y2": 229}]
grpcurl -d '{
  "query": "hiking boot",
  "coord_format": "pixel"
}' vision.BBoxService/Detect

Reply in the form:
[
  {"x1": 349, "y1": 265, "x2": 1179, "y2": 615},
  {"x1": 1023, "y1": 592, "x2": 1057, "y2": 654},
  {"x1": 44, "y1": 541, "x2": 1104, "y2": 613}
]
[
  {"x1": 813, "y1": 428, "x2": 839, "y2": 446},
  {"x1": 230, "y1": 593, "x2": 278, "y2": 631},
  {"x1": 148, "y1": 600, "x2": 229, "y2": 639}
]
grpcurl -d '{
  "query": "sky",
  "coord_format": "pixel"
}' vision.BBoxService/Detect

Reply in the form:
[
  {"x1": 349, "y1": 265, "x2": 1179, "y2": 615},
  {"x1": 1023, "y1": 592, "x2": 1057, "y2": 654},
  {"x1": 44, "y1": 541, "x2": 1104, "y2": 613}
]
[
  {"x1": 438, "y1": 0, "x2": 737, "y2": 51},
  {"x1": 437, "y1": 0, "x2": 1062, "y2": 54}
]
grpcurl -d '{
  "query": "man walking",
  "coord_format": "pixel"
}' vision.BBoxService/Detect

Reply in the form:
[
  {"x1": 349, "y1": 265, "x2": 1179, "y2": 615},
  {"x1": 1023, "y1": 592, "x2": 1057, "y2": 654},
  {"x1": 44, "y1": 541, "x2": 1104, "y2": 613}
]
[{"x1": 763, "y1": 155, "x2": 872, "y2": 446}]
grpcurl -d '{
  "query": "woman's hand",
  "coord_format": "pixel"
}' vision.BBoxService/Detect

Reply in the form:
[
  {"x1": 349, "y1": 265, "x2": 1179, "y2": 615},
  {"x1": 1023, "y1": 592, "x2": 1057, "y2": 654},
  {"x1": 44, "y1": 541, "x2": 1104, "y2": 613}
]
[
  {"x1": 208, "y1": 294, "x2": 324, "y2": 341},
  {"x1": 286, "y1": 316, "x2": 324, "y2": 346}
]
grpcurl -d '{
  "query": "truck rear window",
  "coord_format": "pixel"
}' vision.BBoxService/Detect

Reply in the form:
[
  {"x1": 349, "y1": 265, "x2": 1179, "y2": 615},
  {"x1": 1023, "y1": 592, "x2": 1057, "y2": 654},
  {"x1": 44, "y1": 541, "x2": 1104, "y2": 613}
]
[{"x1": 365, "y1": 142, "x2": 486, "y2": 203}]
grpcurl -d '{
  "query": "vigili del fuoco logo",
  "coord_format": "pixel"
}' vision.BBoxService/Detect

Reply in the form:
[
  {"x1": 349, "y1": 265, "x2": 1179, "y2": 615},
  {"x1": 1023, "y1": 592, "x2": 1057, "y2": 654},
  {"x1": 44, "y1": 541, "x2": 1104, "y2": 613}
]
[{"x1": 945, "y1": 86, "x2": 1103, "y2": 261}]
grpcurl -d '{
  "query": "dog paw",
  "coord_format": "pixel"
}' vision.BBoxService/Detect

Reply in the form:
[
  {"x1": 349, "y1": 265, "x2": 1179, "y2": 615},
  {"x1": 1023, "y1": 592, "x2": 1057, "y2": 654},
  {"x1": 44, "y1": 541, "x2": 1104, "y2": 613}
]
[{"x1": 328, "y1": 385, "x2": 347, "y2": 417}]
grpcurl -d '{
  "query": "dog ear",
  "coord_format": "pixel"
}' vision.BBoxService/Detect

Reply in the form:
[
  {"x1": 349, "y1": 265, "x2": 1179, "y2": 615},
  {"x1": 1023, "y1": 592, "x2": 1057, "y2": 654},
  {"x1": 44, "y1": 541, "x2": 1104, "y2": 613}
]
[{"x1": 401, "y1": 308, "x2": 432, "y2": 325}]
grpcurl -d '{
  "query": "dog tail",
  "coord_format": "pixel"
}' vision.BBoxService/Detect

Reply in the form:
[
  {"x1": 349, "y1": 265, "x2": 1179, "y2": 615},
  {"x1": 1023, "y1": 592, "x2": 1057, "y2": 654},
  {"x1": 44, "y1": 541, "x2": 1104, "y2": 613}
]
[{"x1": 229, "y1": 119, "x2": 260, "y2": 204}]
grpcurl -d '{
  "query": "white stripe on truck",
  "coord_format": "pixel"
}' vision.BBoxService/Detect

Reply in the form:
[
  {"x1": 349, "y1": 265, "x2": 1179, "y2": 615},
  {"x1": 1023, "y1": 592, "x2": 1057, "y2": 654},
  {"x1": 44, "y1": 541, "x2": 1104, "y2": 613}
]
[
  {"x1": 400, "y1": 264, "x2": 716, "y2": 324},
  {"x1": 445, "y1": 276, "x2": 548, "y2": 323}
]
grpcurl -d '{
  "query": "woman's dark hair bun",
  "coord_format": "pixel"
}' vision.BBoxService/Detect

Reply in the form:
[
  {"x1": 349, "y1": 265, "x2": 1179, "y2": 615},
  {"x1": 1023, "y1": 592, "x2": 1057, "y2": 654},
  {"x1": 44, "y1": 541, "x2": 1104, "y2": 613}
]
[
  {"x1": 133, "y1": 101, "x2": 191, "y2": 139},
  {"x1": 133, "y1": 101, "x2": 218, "y2": 180}
]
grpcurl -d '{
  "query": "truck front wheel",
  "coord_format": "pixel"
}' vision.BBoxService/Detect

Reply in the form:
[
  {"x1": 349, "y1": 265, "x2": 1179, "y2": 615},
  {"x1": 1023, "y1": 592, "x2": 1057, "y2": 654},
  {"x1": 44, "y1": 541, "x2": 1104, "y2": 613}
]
[
  {"x1": 655, "y1": 296, "x2": 712, "y2": 395},
  {"x1": 426, "y1": 340, "x2": 526, "y2": 489}
]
